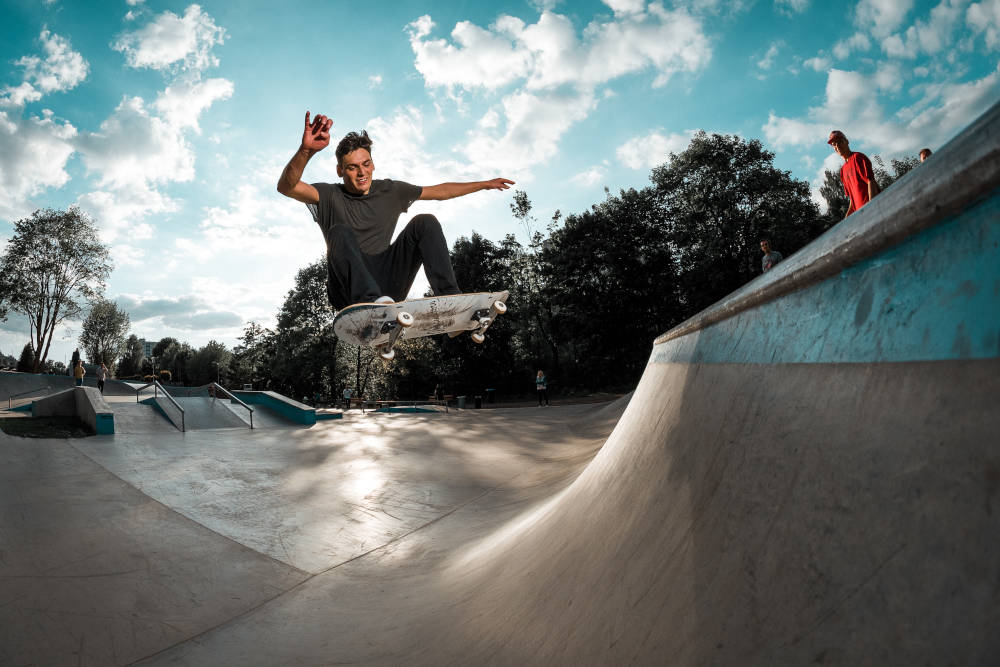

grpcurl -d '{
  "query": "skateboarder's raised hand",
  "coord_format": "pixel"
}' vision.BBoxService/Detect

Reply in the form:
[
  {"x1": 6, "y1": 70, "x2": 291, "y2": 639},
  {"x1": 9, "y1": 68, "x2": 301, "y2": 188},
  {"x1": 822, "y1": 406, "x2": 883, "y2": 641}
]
[
  {"x1": 277, "y1": 111, "x2": 329, "y2": 204},
  {"x1": 302, "y1": 111, "x2": 333, "y2": 154}
]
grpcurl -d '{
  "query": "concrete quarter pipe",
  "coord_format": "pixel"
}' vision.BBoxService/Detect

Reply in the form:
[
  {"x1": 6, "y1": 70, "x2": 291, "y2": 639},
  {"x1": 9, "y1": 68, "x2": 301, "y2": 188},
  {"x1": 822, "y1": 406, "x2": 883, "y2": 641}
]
[{"x1": 2, "y1": 102, "x2": 999, "y2": 665}]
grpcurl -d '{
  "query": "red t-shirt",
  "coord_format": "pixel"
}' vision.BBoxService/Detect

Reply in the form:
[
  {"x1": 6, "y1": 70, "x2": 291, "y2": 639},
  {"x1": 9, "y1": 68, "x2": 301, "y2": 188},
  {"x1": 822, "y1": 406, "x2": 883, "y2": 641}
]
[{"x1": 840, "y1": 152, "x2": 875, "y2": 213}]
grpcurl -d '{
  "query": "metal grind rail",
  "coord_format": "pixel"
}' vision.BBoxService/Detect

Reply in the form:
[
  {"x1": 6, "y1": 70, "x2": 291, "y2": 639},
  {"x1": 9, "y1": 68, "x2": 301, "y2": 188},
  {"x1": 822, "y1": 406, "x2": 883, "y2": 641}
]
[
  {"x1": 208, "y1": 382, "x2": 254, "y2": 429},
  {"x1": 153, "y1": 381, "x2": 186, "y2": 432},
  {"x1": 7, "y1": 385, "x2": 58, "y2": 410}
]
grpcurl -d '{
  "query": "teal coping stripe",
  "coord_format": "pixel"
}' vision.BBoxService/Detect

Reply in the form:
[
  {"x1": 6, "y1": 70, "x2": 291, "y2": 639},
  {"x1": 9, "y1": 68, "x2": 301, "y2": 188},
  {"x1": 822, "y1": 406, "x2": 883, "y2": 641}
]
[{"x1": 652, "y1": 188, "x2": 1000, "y2": 365}]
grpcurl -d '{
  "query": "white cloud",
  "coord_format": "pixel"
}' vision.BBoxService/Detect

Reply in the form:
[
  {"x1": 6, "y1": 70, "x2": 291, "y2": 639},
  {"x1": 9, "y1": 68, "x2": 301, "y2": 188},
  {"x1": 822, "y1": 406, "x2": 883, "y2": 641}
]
[
  {"x1": 408, "y1": 7, "x2": 711, "y2": 180},
  {"x1": 0, "y1": 31, "x2": 89, "y2": 107},
  {"x1": 967, "y1": 0, "x2": 1000, "y2": 50},
  {"x1": 109, "y1": 243, "x2": 148, "y2": 268},
  {"x1": 833, "y1": 31, "x2": 871, "y2": 59},
  {"x1": 152, "y1": 77, "x2": 233, "y2": 131},
  {"x1": 0, "y1": 109, "x2": 77, "y2": 219},
  {"x1": 775, "y1": 0, "x2": 809, "y2": 13},
  {"x1": 113, "y1": 4, "x2": 226, "y2": 73},
  {"x1": 76, "y1": 187, "x2": 166, "y2": 243},
  {"x1": 804, "y1": 55, "x2": 831, "y2": 71},
  {"x1": 616, "y1": 130, "x2": 694, "y2": 169},
  {"x1": 463, "y1": 89, "x2": 598, "y2": 174},
  {"x1": 73, "y1": 73, "x2": 231, "y2": 242},
  {"x1": 855, "y1": 0, "x2": 914, "y2": 38},
  {"x1": 757, "y1": 41, "x2": 782, "y2": 71},
  {"x1": 571, "y1": 166, "x2": 606, "y2": 187},
  {"x1": 603, "y1": 0, "x2": 646, "y2": 15},
  {"x1": 407, "y1": 15, "x2": 530, "y2": 92},
  {"x1": 409, "y1": 7, "x2": 711, "y2": 94},
  {"x1": 881, "y1": 0, "x2": 965, "y2": 58},
  {"x1": 368, "y1": 74, "x2": 383, "y2": 89},
  {"x1": 76, "y1": 96, "x2": 195, "y2": 189}
]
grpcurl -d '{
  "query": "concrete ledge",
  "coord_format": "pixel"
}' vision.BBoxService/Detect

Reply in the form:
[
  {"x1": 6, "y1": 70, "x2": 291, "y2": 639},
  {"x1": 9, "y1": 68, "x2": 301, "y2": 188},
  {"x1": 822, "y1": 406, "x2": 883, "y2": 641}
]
[
  {"x1": 233, "y1": 391, "x2": 316, "y2": 426},
  {"x1": 31, "y1": 387, "x2": 114, "y2": 435}
]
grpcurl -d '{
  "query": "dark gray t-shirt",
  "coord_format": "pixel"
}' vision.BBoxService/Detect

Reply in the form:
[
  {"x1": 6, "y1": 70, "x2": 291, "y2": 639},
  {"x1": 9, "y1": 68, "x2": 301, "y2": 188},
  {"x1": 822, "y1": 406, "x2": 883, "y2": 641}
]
[{"x1": 308, "y1": 179, "x2": 422, "y2": 255}]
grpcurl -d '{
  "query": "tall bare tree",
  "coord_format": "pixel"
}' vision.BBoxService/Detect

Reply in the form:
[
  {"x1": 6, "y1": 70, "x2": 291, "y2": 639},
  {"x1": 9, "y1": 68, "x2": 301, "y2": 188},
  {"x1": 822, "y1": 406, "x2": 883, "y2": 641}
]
[{"x1": 0, "y1": 208, "x2": 113, "y2": 372}]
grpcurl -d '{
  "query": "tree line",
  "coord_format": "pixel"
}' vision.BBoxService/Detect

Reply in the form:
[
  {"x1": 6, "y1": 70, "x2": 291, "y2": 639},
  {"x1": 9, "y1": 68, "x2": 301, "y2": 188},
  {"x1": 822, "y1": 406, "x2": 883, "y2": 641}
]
[{"x1": 1, "y1": 133, "x2": 919, "y2": 402}]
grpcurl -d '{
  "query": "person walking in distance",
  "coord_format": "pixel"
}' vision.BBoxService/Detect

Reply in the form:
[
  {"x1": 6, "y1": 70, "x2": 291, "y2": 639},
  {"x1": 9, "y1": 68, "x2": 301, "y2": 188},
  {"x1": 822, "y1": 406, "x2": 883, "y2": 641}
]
[
  {"x1": 827, "y1": 130, "x2": 881, "y2": 218},
  {"x1": 96, "y1": 362, "x2": 108, "y2": 394},
  {"x1": 536, "y1": 370, "x2": 549, "y2": 407}
]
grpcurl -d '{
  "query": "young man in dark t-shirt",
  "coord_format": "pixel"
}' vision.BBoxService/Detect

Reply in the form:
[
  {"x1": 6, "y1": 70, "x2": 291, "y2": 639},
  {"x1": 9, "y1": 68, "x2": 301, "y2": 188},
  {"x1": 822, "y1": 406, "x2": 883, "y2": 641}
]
[{"x1": 277, "y1": 111, "x2": 513, "y2": 310}]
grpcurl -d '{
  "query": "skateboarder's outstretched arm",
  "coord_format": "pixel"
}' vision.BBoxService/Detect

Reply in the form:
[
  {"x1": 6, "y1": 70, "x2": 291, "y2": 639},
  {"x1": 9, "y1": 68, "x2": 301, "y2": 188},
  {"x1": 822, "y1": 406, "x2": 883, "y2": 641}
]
[
  {"x1": 277, "y1": 111, "x2": 332, "y2": 205},
  {"x1": 419, "y1": 178, "x2": 514, "y2": 201}
]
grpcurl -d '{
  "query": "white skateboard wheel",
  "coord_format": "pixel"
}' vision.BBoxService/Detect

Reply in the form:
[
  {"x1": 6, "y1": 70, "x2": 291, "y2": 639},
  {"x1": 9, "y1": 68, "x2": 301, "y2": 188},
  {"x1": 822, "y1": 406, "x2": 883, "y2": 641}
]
[
  {"x1": 397, "y1": 311, "x2": 414, "y2": 327},
  {"x1": 471, "y1": 332, "x2": 485, "y2": 344},
  {"x1": 493, "y1": 300, "x2": 507, "y2": 314}
]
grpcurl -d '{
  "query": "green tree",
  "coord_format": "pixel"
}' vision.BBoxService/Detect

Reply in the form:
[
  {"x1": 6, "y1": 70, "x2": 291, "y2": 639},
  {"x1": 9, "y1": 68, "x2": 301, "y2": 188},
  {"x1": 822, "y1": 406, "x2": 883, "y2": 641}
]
[
  {"x1": 509, "y1": 191, "x2": 562, "y2": 380},
  {"x1": 188, "y1": 340, "x2": 232, "y2": 386},
  {"x1": 231, "y1": 321, "x2": 275, "y2": 389},
  {"x1": 652, "y1": 131, "x2": 825, "y2": 317},
  {"x1": 0, "y1": 208, "x2": 113, "y2": 372},
  {"x1": 152, "y1": 337, "x2": 178, "y2": 358},
  {"x1": 117, "y1": 334, "x2": 144, "y2": 377},
  {"x1": 270, "y1": 259, "x2": 340, "y2": 400},
  {"x1": 16, "y1": 343, "x2": 35, "y2": 372},
  {"x1": 542, "y1": 186, "x2": 681, "y2": 389},
  {"x1": 79, "y1": 299, "x2": 131, "y2": 370}
]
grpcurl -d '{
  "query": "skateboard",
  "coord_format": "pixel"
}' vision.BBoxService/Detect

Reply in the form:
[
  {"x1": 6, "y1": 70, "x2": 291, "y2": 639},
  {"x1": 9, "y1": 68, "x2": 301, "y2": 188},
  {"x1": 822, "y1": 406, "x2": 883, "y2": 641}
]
[{"x1": 333, "y1": 291, "x2": 509, "y2": 360}]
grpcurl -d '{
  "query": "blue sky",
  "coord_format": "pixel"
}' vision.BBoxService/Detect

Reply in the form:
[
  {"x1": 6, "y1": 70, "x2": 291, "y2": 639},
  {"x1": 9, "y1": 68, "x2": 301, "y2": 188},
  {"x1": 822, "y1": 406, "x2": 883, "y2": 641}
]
[{"x1": 1, "y1": 0, "x2": 998, "y2": 366}]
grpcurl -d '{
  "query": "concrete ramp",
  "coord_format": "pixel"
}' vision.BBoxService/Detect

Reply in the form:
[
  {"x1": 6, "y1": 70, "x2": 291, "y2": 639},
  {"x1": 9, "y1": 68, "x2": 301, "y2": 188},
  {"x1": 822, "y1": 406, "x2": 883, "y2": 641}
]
[
  {"x1": 0, "y1": 103, "x2": 997, "y2": 665},
  {"x1": 175, "y1": 396, "x2": 252, "y2": 430}
]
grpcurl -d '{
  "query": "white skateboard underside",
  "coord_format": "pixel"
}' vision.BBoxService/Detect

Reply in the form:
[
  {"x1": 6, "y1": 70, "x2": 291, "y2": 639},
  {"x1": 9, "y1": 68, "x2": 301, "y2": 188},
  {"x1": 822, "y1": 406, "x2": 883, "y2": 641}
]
[{"x1": 333, "y1": 291, "x2": 509, "y2": 347}]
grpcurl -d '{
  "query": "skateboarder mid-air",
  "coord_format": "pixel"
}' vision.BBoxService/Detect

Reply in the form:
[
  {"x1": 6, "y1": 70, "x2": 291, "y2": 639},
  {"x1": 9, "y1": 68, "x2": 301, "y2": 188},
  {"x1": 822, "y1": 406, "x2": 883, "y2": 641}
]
[{"x1": 277, "y1": 111, "x2": 514, "y2": 311}]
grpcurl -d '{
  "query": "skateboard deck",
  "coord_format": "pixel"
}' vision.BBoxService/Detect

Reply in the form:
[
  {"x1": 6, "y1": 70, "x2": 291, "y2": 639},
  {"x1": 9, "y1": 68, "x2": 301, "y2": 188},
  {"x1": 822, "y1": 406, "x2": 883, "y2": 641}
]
[{"x1": 333, "y1": 291, "x2": 509, "y2": 359}]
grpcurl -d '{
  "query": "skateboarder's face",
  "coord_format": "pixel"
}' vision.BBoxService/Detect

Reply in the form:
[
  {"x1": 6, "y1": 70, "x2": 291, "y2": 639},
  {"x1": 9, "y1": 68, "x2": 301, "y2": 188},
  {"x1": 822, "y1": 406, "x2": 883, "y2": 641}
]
[{"x1": 337, "y1": 148, "x2": 374, "y2": 195}]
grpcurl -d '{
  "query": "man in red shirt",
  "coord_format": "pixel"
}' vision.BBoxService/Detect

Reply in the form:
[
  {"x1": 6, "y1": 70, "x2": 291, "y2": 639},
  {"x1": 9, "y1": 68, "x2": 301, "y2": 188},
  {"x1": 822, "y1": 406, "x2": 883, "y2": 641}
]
[{"x1": 828, "y1": 130, "x2": 881, "y2": 218}]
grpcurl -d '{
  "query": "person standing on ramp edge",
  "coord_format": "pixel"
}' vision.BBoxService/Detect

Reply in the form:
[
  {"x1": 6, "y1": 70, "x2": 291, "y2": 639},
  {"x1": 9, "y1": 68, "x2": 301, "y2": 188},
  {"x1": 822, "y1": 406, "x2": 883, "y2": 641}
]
[{"x1": 277, "y1": 111, "x2": 514, "y2": 310}]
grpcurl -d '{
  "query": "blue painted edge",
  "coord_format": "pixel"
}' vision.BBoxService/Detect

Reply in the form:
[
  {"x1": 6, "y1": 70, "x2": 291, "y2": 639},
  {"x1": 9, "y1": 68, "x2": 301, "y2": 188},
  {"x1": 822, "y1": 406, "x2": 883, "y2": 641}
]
[
  {"x1": 233, "y1": 391, "x2": 317, "y2": 425},
  {"x1": 652, "y1": 186, "x2": 1000, "y2": 365}
]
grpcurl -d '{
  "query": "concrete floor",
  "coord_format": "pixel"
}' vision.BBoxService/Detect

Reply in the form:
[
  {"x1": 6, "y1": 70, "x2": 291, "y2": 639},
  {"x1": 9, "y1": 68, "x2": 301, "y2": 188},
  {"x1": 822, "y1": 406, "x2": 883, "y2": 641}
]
[{"x1": 0, "y1": 400, "x2": 621, "y2": 666}]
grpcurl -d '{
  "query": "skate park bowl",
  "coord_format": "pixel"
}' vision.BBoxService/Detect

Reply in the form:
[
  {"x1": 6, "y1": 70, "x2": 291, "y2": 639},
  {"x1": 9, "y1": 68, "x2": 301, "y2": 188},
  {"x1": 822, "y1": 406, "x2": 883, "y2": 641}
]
[{"x1": 1, "y1": 100, "x2": 998, "y2": 665}]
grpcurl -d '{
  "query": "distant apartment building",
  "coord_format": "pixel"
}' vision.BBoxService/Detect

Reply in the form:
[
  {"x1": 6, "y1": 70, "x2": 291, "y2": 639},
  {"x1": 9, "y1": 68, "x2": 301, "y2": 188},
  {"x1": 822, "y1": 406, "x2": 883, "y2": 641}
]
[{"x1": 139, "y1": 339, "x2": 156, "y2": 359}]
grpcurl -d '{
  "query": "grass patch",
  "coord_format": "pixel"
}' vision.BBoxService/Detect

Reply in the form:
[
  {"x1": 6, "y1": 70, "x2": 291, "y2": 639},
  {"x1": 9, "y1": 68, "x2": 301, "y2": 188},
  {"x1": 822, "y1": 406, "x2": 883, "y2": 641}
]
[{"x1": 0, "y1": 416, "x2": 92, "y2": 438}]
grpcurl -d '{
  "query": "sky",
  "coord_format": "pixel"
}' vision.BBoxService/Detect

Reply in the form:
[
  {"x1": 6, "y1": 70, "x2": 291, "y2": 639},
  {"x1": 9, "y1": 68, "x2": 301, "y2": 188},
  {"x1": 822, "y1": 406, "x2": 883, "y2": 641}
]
[{"x1": 1, "y1": 0, "x2": 998, "y2": 366}]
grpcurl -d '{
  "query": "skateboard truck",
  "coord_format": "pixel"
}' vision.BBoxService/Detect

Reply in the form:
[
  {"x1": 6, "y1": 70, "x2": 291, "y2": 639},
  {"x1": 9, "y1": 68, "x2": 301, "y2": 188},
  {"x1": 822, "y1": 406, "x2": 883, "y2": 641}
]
[
  {"x1": 376, "y1": 311, "x2": 414, "y2": 360},
  {"x1": 469, "y1": 300, "x2": 507, "y2": 344}
]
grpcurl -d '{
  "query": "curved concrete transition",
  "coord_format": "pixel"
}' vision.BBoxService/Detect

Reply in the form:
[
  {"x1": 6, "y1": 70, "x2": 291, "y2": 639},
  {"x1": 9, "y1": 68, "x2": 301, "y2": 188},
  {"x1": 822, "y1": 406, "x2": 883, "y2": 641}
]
[{"x1": 2, "y1": 102, "x2": 998, "y2": 665}]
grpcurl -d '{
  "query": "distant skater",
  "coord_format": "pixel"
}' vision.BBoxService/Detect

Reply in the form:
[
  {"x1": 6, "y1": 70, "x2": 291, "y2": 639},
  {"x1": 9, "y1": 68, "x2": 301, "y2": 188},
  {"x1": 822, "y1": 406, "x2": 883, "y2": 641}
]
[
  {"x1": 277, "y1": 111, "x2": 513, "y2": 310},
  {"x1": 73, "y1": 361, "x2": 85, "y2": 386},
  {"x1": 536, "y1": 370, "x2": 549, "y2": 407},
  {"x1": 97, "y1": 363, "x2": 108, "y2": 394}
]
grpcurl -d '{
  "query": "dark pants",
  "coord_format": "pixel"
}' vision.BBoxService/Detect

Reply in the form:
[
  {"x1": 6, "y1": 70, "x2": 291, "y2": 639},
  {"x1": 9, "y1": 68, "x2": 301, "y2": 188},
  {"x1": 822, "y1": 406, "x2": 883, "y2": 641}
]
[
  {"x1": 326, "y1": 214, "x2": 460, "y2": 309},
  {"x1": 98, "y1": 379, "x2": 105, "y2": 394},
  {"x1": 537, "y1": 388, "x2": 549, "y2": 405}
]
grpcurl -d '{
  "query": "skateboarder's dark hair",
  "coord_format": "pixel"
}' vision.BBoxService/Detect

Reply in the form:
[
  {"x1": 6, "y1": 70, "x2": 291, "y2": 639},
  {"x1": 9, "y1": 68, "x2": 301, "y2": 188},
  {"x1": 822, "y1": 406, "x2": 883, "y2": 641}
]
[{"x1": 336, "y1": 130, "x2": 373, "y2": 164}]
